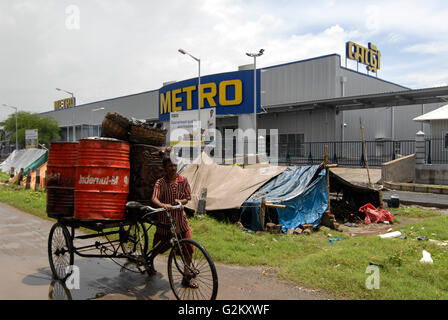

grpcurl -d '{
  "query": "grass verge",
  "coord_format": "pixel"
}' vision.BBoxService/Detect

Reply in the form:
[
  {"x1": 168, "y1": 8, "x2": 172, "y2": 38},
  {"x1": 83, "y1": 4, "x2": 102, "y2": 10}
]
[{"x1": 1, "y1": 181, "x2": 447, "y2": 299}]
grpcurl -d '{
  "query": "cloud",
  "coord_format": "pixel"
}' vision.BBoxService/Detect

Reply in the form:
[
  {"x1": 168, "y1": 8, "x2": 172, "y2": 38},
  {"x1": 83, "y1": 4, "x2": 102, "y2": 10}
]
[
  {"x1": 1, "y1": 0, "x2": 448, "y2": 122},
  {"x1": 404, "y1": 42, "x2": 448, "y2": 55}
]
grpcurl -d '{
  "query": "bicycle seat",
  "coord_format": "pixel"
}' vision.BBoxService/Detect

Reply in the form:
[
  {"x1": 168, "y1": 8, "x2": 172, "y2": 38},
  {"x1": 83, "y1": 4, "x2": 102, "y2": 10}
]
[{"x1": 126, "y1": 201, "x2": 143, "y2": 210}]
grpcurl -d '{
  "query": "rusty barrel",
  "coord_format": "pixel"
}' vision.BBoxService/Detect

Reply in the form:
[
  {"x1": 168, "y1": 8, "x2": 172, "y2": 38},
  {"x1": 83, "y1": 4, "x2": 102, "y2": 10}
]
[
  {"x1": 74, "y1": 138, "x2": 130, "y2": 220},
  {"x1": 46, "y1": 142, "x2": 79, "y2": 218},
  {"x1": 128, "y1": 144, "x2": 171, "y2": 206}
]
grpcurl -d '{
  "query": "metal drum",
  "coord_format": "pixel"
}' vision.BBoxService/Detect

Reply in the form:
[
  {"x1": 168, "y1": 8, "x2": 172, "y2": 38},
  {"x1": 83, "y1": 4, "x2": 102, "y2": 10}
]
[
  {"x1": 46, "y1": 142, "x2": 79, "y2": 218},
  {"x1": 74, "y1": 138, "x2": 130, "y2": 220},
  {"x1": 128, "y1": 144, "x2": 171, "y2": 206}
]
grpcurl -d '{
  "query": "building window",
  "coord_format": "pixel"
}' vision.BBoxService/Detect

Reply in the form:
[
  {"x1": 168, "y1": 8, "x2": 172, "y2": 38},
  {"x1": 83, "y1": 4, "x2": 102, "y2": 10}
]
[{"x1": 279, "y1": 133, "x2": 305, "y2": 158}]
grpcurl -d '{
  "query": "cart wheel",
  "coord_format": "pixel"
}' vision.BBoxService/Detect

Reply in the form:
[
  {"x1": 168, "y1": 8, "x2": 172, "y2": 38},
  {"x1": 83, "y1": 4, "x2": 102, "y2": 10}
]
[
  {"x1": 48, "y1": 223, "x2": 74, "y2": 281},
  {"x1": 48, "y1": 279, "x2": 73, "y2": 300},
  {"x1": 168, "y1": 239, "x2": 218, "y2": 300},
  {"x1": 120, "y1": 222, "x2": 149, "y2": 270}
]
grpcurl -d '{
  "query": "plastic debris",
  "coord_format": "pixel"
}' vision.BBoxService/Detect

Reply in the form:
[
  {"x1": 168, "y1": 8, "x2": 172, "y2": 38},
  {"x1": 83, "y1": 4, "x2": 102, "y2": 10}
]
[
  {"x1": 417, "y1": 236, "x2": 428, "y2": 241},
  {"x1": 369, "y1": 261, "x2": 384, "y2": 268},
  {"x1": 379, "y1": 231, "x2": 402, "y2": 239},
  {"x1": 344, "y1": 223, "x2": 359, "y2": 228},
  {"x1": 429, "y1": 239, "x2": 448, "y2": 246},
  {"x1": 328, "y1": 237, "x2": 342, "y2": 245},
  {"x1": 359, "y1": 203, "x2": 394, "y2": 224},
  {"x1": 420, "y1": 250, "x2": 433, "y2": 264}
]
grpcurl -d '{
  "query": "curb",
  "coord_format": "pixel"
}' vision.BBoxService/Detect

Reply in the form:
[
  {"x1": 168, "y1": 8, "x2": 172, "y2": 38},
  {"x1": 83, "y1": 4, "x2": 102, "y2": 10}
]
[
  {"x1": 382, "y1": 198, "x2": 448, "y2": 209},
  {"x1": 383, "y1": 181, "x2": 448, "y2": 195}
]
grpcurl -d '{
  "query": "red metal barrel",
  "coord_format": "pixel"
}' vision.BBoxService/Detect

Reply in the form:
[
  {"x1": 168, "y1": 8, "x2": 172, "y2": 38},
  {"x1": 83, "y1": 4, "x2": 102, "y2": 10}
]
[
  {"x1": 46, "y1": 142, "x2": 79, "y2": 218},
  {"x1": 74, "y1": 138, "x2": 130, "y2": 220}
]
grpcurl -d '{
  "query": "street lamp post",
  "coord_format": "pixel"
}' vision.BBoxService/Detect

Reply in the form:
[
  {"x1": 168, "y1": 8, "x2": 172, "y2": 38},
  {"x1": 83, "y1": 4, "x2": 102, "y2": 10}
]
[
  {"x1": 246, "y1": 49, "x2": 264, "y2": 135},
  {"x1": 56, "y1": 88, "x2": 76, "y2": 141},
  {"x1": 91, "y1": 107, "x2": 105, "y2": 137},
  {"x1": 178, "y1": 48, "x2": 201, "y2": 160},
  {"x1": 1, "y1": 104, "x2": 18, "y2": 151}
]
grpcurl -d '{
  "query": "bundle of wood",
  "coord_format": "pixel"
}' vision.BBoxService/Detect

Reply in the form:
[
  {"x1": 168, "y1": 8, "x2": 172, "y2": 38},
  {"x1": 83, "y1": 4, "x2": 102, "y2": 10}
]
[
  {"x1": 127, "y1": 144, "x2": 172, "y2": 206},
  {"x1": 100, "y1": 112, "x2": 169, "y2": 206},
  {"x1": 129, "y1": 120, "x2": 167, "y2": 147},
  {"x1": 101, "y1": 112, "x2": 167, "y2": 146},
  {"x1": 101, "y1": 112, "x2": 131, "y2": 141}
]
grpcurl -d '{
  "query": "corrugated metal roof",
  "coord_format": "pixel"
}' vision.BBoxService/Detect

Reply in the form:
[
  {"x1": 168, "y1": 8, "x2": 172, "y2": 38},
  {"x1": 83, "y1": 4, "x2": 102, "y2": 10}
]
[{"x1": 414, "y1": 104, "x2": 448, "y2": 121}]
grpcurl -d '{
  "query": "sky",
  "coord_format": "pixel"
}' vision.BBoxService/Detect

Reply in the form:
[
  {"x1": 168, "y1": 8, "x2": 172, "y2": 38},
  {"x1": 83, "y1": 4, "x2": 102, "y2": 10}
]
[{"x1": 1, "y1": 0, "x2": 448, "y2": 121}]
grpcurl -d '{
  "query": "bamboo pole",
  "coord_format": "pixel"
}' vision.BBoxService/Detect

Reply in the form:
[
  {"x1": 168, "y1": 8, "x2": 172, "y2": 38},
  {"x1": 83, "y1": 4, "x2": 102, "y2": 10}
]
[
  {"x1": 360, "y1": 118, "x2": 373, "y2": 188},
  {"x1": 260, "y1": 197, "x2": 266, "y2": 230},
  {"x1": 325, "y1": 145, "x2": 331, "y2": 214}
]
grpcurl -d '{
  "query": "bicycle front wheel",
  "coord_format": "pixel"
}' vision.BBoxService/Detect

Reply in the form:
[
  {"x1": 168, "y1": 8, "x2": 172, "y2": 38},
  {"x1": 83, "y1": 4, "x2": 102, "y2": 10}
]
[{"x1": 168, "y1": 239, "x2": 218, "y2": 300}]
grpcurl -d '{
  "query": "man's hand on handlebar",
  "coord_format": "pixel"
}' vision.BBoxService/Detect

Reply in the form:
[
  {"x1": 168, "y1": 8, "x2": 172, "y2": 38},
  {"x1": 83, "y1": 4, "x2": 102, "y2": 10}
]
[{"x1": 175, "y1": 199, "x2": 188, "y2": 206}]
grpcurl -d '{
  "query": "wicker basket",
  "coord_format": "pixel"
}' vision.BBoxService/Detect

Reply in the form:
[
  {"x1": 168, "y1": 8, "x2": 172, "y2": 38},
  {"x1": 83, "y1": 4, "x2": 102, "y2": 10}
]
[
  {"x1": 129, "y1": 123, "x2": 167, "y2": 146},
  {"x1": 101, "y1": 112, "x2": 131, "y2": 141}
]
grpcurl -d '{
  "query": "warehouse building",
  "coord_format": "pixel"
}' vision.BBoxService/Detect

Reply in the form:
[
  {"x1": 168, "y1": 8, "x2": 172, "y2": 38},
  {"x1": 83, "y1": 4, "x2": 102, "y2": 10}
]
[{"x1": 40, "y1": 53, "x2": 448, "y2": 165}]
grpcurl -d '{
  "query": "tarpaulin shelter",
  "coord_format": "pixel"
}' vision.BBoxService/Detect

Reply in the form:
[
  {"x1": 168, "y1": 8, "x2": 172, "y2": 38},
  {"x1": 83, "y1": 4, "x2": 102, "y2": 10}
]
[
  {"x1": 241, "y1": 165, "x2": 329, "y2": 232},
  {"x1": 329, "y1": 170, "x2": 381, "y2": 209},
  {"x1": 180, "y1": 153, "x2": 286, "y2": 211},
  {"x1": 0, "y1": 149, "x2": 47, "y2": 175}
]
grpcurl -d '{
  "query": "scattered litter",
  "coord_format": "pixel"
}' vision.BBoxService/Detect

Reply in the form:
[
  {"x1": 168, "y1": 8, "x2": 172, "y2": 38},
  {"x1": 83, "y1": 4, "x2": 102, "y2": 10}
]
[
  {"x1": 327, "y1": 234, "x2": 333, "y2": 237},
  {"x1": 379, "y1": 231, "x2": 402, "y2": 239},
  {"x1": 272, "y1": 238, "x2": 278, "y2": 242},
  {"x1": 359, "y1": 203, "x2": 394, "y2": 224},
  {"x1": 369, "y1": 261, "x2": 384, "y2": 268},
  {"x1": 387, "y1": 228, "x2": 393, "y2": 232},
  {"x1": 420, "y1": 250, "x2": 433, "y2": 264},
  {"x1": 417, "y1": 236, "x2": 429, "y2": 241},
  {"x1": 400, "y1": 236, "x2": 407, "y2": 240},
  {"x1": 328, "y1": 237, "x2": 342, "y2": 245},
  {"x1": 344, "y1": 222, "x2": 359, "y2": 228},
  {"x1": 429, "y1": 239, "x2": 448, "y2": 246},
  {"x1": 383, "y1": 221, "x2": 390, "y2": 225}
]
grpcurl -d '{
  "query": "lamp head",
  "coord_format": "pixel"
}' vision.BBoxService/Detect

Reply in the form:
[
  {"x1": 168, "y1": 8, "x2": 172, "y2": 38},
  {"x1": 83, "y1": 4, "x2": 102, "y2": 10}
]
[{"x1": 178, "y1": 48, "x2": 186, "y2": 55}]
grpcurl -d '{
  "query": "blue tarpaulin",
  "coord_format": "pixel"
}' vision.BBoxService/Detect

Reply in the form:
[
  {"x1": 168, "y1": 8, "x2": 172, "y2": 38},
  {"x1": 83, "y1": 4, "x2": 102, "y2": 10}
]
[{"x1": 241, "y1": 165, "x2": 328, "y2": 232}]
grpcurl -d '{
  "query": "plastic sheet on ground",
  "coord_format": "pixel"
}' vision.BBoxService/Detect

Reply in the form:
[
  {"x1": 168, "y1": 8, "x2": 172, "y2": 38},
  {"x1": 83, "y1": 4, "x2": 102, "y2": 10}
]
[
  {"x1": 241, "y1": 165, "x2": 329, "y2": 232},
  {"x1": 181, "y1": 152, "x2": 286, "y2": 211},
  {"x1": 359, "y1": 203, "x2": 394, "y2": 224},
  {"x1": 0, "y1": 149, "x2": 47, "y2": 175}
]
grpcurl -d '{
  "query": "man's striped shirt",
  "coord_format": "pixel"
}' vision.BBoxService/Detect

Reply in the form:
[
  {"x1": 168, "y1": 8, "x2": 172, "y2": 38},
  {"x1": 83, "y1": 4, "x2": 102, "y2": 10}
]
[{"x1": 152, "y1": 174, "x2": 192, "y2": 236}]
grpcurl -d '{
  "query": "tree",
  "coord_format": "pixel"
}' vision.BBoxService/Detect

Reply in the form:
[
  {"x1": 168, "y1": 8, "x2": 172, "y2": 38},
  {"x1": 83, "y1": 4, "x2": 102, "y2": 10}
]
[{"x1": 0, "y1": 112, "x2": 60, "y2": 148}]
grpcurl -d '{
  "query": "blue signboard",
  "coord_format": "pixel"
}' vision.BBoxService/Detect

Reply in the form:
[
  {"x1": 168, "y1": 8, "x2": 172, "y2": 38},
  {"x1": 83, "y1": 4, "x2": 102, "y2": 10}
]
[{"x1": 159, "y1": 69, "x2": 260, "y2": 121}]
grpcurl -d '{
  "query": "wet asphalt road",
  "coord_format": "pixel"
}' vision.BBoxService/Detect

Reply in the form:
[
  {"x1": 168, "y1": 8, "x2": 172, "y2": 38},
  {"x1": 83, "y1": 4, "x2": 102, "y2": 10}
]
[{"x1": 0, "y1": 203, "x2": 327, "y2": 300}]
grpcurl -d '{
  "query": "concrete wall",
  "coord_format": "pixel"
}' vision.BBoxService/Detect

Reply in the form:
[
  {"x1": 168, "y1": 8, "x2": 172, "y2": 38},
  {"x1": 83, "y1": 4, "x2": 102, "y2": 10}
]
[
  {"x1": 415, "y1": 164, "x2": 448, "y2": 185},
  {"x1": 381, "y1": 154, "x2": 415, "y2": 183}
]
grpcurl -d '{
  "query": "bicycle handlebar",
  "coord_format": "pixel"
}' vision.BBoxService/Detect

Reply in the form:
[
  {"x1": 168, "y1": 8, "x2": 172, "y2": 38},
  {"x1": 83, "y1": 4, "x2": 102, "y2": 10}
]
[{"x1": 141, "y1": 201, "x2": 183, "y2": 213}]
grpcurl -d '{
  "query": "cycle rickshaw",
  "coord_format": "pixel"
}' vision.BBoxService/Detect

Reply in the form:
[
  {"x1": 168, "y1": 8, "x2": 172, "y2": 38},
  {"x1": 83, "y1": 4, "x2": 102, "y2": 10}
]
[{"x1": 48, "y1": 201, "x2": 218, "y2": 300}]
